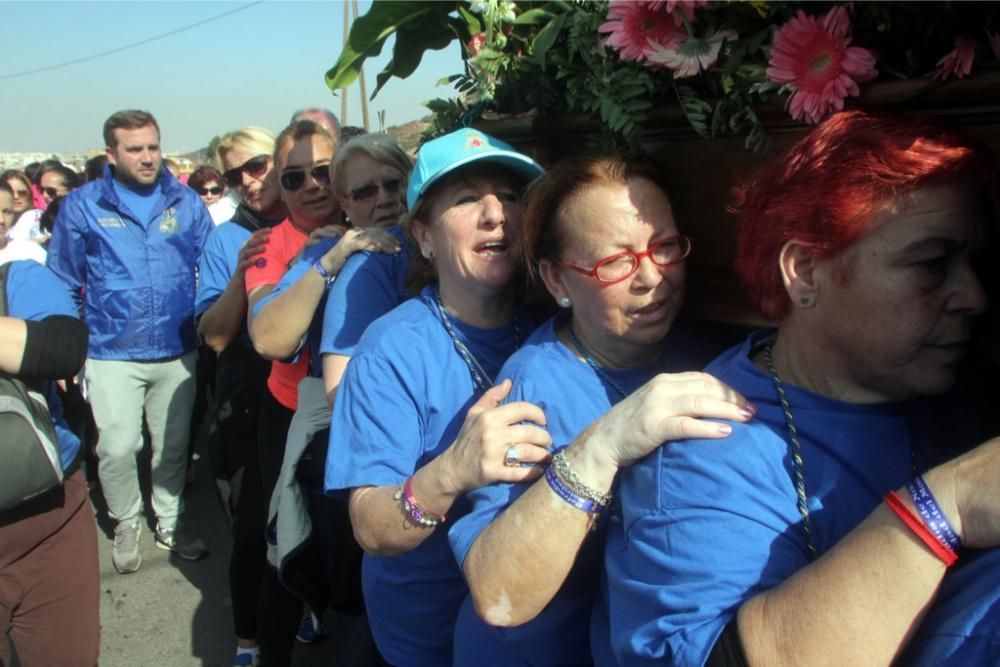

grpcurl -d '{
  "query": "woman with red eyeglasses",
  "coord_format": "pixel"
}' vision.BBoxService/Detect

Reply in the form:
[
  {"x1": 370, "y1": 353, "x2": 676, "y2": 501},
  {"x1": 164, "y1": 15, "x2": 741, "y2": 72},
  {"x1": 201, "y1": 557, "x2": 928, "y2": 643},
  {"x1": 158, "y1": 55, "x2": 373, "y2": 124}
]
[{"x1": 446, "y1": 155, "x2": 753, "y2": 665}]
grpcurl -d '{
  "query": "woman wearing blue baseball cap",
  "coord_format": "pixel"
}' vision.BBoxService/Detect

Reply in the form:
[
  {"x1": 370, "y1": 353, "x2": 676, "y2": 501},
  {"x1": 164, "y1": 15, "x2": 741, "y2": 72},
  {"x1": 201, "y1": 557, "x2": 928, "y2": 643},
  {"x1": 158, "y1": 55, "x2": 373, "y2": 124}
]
[{"x1": 324, "y1": 128, "x2": 549, "y2": 666}]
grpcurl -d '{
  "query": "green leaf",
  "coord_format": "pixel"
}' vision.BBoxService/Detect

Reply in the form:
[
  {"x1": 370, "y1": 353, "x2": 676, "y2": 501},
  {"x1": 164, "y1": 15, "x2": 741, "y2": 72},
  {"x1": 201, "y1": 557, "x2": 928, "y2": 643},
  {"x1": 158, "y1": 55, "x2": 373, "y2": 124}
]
[
  {"x1": 325, "y1": 1, "x2": 460, "y2": 93},
  {"x1": 372, "y1": 8, "x2": 462, "y2": 98},
  {"x1": 514, "y1": 9, "x2": 554, "y2": 25},
  {"x1": 457, "y1": 5, "x2": 482, "y2": 34},
  {"x1": 528, "y1": 12, "x2": 567, "y2": 69}
]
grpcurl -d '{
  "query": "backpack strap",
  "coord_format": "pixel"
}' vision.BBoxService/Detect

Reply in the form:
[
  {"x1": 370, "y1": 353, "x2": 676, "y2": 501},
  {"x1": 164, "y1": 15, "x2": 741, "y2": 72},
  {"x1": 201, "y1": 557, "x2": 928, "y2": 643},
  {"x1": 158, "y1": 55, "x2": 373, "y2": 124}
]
[{"x1": 0, "y1": 262, "x2": 11, "y2": 318}]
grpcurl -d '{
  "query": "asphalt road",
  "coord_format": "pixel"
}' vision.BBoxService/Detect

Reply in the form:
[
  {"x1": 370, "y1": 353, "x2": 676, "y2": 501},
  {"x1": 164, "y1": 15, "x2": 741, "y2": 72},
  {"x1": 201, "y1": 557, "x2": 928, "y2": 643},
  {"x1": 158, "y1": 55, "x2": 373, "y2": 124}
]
[{"x1": 92, "y1": 447, "x2": 343, "y2": 666}]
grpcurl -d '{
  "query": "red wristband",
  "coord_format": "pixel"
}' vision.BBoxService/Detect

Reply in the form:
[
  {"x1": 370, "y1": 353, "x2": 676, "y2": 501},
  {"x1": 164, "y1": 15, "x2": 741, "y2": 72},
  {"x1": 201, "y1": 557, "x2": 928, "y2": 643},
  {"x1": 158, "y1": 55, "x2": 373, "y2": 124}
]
[{"x1": 884, "y1": 491, "x2": 958, "y2": 567}]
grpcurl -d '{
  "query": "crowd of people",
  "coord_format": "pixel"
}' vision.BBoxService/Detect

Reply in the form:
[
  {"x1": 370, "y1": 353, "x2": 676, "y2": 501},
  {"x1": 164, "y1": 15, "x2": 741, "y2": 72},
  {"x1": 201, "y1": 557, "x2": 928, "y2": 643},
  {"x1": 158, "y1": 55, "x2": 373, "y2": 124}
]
[{"x1": 1, "y1": 105, "x2": 999, "y2": 667}]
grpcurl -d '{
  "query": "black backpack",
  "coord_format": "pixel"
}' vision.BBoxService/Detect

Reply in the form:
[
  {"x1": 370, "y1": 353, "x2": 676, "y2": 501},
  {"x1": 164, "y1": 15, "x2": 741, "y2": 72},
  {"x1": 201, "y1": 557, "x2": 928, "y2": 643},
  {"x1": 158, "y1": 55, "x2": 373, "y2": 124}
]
[{"x1": 0, "y1": 262, "x2": 64, "y2": 512}]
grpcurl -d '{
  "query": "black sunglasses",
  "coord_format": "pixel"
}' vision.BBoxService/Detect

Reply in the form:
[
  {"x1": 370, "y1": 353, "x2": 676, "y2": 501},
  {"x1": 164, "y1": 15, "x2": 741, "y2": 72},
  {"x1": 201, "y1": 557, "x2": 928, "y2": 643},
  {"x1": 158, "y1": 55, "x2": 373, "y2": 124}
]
[
  {"x1": 42, "y1": 186, "x2": 61, "y2": 199},
  {"x1": 346, "y1": 178, "x2": 403, "y2": 202},
  {"x1": 280, "y1": 164, "x2": 331, "y2": 192},
  {"x1": 197, "y1": 185, "x2": 223, "y2": 196},
  {"x1": 223, "y1": 155, "x2": 270, "y2": 187}
]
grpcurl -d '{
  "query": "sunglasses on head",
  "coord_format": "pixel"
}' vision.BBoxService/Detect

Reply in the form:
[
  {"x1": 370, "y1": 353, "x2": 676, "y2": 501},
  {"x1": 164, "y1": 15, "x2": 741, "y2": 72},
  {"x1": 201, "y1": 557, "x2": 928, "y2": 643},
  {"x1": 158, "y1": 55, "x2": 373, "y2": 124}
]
[
  {"x1": 346, "y1": 178, "x2": 403, "y2": 202},
  {"x1": 197, "y1": 185, "x2": 223, "y2": 196},
  {"x1": 279, "y1": 164, "x2": 331, "y2": 192},
  {"x1": 223, "y1": 155, "x2": 270, "y2": 187}
]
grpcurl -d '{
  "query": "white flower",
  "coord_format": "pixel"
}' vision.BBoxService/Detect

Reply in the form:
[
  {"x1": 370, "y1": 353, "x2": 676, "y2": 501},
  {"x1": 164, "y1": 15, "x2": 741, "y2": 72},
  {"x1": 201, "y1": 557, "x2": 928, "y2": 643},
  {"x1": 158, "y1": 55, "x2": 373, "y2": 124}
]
[{"x1": 647, "y1": 27, "x2": 737, "y2": 78}]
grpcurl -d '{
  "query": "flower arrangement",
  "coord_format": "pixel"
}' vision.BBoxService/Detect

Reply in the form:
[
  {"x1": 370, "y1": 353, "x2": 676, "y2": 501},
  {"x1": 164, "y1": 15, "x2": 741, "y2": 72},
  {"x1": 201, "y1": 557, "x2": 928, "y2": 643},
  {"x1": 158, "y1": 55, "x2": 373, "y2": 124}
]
[{"x1": 326, "y1": 1, "x2": 1000, "y2": 152}]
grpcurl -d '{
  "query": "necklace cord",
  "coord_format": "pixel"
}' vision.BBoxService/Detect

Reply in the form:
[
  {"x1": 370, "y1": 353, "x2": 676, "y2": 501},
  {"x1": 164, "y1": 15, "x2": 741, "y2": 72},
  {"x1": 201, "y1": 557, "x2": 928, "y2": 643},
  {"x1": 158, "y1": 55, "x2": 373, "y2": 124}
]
[
  {"x1": 431, "y1": 287, "x2": 520, "y2": 393},
  {"x1": 567, "y1": 322, "x2": 627, "y2": 401},
  {"x1": 763, "y1": 341, "x2": 819, "y2": 561}
]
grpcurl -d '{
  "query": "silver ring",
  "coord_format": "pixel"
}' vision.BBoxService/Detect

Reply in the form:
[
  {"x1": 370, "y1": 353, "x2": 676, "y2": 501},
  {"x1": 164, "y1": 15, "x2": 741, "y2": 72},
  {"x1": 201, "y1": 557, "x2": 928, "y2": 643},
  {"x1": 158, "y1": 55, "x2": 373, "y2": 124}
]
[{"x1": 503, "y1": 444, "x2": 520, "y2": 468}]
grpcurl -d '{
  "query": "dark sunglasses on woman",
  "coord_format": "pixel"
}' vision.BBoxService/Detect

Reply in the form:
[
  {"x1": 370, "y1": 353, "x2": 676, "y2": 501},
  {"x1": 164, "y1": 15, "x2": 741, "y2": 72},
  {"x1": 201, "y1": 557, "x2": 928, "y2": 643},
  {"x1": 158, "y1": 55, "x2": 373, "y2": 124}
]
[
  {"x1": 279, "y1": 164, "x2": 331, "y2": 192},
  {"x1": 346, "y1": 178, "x2": 403, "y2": 202},
  {"x1": 223, "y1": 155, "x2": 270, "y2": 187},
  {"x1": 196, "y1": 186, "x2": 223, "y2": 196}
]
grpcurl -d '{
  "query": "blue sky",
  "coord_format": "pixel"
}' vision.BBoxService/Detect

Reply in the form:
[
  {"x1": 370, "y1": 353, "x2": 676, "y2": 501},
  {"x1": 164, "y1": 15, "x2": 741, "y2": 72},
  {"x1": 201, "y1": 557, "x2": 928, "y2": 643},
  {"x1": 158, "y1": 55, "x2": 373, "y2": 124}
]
[{"x1": 2, "y1": 1, "x2": 464, "y2": 154}]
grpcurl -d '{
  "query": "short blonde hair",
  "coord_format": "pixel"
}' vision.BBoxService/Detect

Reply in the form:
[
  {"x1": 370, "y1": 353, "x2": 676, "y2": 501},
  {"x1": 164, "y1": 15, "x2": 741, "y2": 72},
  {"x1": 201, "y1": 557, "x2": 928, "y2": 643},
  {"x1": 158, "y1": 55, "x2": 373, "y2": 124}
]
[
  {"x1": 215, "y1": 127, "x2": 276, "y2": 168},
  {"x1": 330, "y1": 133, "x2": 412, "y2": 198}
]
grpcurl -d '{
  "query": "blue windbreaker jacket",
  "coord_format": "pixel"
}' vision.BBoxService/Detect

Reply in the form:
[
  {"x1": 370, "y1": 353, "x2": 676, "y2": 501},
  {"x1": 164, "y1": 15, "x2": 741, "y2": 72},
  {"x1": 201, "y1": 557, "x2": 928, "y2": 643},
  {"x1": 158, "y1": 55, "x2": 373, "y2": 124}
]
[{"x1": 47, "y1": 166, "x2": 213, "y2": 361}]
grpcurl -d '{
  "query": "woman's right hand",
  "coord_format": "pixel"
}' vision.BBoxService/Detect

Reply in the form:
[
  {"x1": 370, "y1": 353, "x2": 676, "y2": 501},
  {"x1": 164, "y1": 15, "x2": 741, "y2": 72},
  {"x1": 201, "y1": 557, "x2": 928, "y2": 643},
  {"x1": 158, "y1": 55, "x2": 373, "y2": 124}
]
[
  {"x1": 235, "y1": 227, "x2": 271, "y2": 276},
  {"x1": 581, "y1": 371, "x2": 756, "y2": 470},
  {"x1": 439, "y1": 379, "x2": 553, "y2": 494},
  {"x1": 925, "y1": 436, "x2": 1000, "y2": 549}
]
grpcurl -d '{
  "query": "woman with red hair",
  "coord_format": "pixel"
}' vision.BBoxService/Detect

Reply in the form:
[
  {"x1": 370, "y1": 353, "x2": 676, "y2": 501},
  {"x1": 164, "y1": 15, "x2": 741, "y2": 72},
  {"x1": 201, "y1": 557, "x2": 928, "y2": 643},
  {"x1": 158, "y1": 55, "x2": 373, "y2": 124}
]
[{"x1": 592, "y1": 110, "x2": 1000, "y2": 665}]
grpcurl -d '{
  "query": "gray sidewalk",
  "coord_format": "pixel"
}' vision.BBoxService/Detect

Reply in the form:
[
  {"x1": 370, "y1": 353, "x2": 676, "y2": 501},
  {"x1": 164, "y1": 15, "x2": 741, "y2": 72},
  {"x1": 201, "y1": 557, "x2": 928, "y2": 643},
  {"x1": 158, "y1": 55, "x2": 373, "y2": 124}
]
[{"x1": 92, "y1": 450, "x2": 340, "y2": 666}]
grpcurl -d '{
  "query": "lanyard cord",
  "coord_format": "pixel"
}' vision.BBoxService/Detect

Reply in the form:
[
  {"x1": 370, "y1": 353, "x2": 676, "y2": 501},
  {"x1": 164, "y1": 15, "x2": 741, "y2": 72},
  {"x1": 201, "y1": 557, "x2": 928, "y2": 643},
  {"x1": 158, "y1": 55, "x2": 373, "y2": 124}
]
[{"x1": 431, "y1": 286, "x2": 520, "y2": 393}]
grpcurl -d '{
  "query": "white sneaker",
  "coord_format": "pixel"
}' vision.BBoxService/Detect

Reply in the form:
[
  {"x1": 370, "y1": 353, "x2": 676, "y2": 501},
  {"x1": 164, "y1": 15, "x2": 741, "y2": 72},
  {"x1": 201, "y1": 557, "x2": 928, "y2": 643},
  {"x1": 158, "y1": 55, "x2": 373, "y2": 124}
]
[{"x1": 112, "y1": 521, "x2": 142, "y2": 574}]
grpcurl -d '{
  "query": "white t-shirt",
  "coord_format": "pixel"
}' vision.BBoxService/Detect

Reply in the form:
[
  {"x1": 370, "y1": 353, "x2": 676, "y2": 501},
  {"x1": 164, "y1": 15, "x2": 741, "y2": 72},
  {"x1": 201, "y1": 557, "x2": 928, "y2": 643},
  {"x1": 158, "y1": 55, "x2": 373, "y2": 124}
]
[
  {"x1": 0, "y1": 238, "x2": 47, "y2": 265},
  {"x1": 7, "y1": 209, "x2": 42, "y2": 242},
  {"x1": 208, "y1": 192, "x2": 239, "y2": 225}
]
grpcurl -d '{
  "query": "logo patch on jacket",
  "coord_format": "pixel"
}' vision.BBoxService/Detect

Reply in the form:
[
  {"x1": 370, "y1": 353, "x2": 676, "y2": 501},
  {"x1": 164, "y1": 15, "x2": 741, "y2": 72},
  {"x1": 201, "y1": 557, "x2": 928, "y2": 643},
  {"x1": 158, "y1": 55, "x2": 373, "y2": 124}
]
[
  {"x1": 159, "y1": 208, "x2": 178, "y2": 234},
  {"x1": 98, "y1": 216, "x2": 125, "y2": 228}
]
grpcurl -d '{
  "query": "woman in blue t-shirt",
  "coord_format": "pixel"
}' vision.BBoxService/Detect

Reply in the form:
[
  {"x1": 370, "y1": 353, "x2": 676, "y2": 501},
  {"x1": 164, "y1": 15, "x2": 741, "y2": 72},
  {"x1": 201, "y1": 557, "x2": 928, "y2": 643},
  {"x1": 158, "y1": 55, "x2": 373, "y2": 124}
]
[
  {"x1": 448, "y1": 155, "x2": 755, "y2": 665},
  {"x1": 600, "y1": 111, "x2": 1000, "y2": 666},
  {"x1": 325, "y1": 128, "x2": 548, "y2": 666}
]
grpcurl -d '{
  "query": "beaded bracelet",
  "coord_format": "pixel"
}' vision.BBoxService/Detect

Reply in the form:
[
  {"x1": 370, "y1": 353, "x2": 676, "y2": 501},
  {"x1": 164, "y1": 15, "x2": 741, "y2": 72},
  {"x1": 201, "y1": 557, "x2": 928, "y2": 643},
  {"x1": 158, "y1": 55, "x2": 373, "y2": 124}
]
[
  {"x1": 545, "y1": 466, "x2": 606, "y2": 515},
  {"x1": 884, "y1": 490, "x2": 958, "y2": 567},
  {"x1": 313, "y1": 259, "x2": 336, "y2": 285},
  {"x1": 907, "y1": 476, "x2": 961, "y2": 552},
  {"x1": 551, "y1": 451, "x2": 613, "y2": 507},
  {"x1": 393, "y1": 477, "x2": 446, "y2": 528}
]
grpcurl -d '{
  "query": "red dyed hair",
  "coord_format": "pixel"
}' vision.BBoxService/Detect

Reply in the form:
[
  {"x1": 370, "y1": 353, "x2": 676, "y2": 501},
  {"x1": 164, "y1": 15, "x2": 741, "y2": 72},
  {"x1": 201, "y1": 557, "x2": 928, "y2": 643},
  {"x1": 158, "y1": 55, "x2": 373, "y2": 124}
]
[{"x1": 732, "y1": 110, "x2": 988, "y2": 321}]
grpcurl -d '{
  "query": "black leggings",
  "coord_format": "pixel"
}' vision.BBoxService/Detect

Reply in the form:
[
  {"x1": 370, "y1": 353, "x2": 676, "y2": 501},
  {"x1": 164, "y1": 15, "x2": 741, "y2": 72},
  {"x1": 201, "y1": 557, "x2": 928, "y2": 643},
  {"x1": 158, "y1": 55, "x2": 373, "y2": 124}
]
[
  {"x1": 256, "y1": 391, "x2": 303, "y2": 667},
  {"x1": 214, "y1": 345, "x2": 270, "y2": 642},
  {"x1": 228, "y1": 433, "x2": 267, "y2": 640}
]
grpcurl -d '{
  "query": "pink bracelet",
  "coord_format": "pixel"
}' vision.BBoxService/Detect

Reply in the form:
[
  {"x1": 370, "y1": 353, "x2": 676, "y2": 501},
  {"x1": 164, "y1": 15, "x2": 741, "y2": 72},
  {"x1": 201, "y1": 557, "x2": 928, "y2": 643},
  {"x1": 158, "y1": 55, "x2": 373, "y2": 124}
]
[{"x1": 396, "y1": 476, "x2": 446, "y2": 527}]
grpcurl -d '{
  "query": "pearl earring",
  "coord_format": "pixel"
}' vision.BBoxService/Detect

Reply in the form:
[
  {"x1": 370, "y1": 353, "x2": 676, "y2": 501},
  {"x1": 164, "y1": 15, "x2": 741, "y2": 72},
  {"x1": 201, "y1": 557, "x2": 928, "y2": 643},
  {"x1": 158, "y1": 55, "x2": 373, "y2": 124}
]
[
  {"x1": 422, "y1": 246, "x2": 434, "y2": 260},
  {"x1": 558, "y1": 297, "x2": 572, "y2": 308}
]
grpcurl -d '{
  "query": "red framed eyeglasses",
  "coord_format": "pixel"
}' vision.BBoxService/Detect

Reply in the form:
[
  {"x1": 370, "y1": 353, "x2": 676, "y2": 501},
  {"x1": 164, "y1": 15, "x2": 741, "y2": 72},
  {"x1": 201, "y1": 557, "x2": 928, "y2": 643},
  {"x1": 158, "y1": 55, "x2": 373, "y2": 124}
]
[{"x1": 559, "y1": 234, "x2": 693, "y2": 285}]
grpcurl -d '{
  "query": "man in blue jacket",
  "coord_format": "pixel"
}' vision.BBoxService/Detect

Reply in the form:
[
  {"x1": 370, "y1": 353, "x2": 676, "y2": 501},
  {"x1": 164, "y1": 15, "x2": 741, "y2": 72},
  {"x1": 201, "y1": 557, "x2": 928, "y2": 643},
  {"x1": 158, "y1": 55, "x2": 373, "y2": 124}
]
[{"x1": 47, "y1": 109, "x2": 213, "y2": 574}]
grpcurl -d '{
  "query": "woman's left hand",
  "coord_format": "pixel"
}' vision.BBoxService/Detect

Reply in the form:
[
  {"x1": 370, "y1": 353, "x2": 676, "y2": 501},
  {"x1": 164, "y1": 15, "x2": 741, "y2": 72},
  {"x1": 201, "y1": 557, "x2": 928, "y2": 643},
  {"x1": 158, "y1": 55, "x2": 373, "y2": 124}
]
[
  {"x1": 319, "y1": 227, "x2": 401, "y2": 276},
  {"x1": 439, "y1": 379, "x2": 552, "y2": 494}
]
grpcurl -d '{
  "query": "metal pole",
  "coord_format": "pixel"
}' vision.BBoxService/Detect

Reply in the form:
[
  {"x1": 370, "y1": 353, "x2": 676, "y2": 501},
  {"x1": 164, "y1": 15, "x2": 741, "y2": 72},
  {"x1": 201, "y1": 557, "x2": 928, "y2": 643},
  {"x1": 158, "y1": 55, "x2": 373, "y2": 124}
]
[
  {"x1": 353, "y1": 0, "x2": 370, "y2": 130},
  {"x1": 341, "y1": 0, "x2": 349, "y2": 124}
]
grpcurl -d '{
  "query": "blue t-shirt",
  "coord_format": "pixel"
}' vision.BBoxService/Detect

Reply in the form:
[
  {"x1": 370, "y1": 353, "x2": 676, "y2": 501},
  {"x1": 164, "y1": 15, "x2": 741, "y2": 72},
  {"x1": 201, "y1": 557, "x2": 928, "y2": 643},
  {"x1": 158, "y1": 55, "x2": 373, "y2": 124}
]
[
  {"x1": 112, "y1": 178, "x2": 161, "y2": 227},
  {"x1": 195, "y1": 221, "x2": 252, "y2": 349},
  {"x1": 600, "y1": 330, "x2": 960, "y2": 666},
  {"x1": 326, "y1": 285, "x2": 532, "y2": 667},
  {"x1": 903, "y1": 548, "x2": 1000, "y2": 665},
  {"x1": 6, "y1": 260, "x2": 82, "y2": 470},
  {"x1": 319, "y1": 225, "x2": 411, "y2": 357},
  {"x1": 450, "y1": 314, "x2": 691, "y2": 666}
]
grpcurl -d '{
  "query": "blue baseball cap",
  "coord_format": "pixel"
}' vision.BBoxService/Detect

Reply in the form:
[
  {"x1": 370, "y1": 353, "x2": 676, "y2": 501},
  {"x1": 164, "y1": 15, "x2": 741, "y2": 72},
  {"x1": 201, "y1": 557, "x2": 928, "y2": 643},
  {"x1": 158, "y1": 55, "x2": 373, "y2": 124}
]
[{"x1": 406, "y1": 128, "x2": 544, "y2": 210}]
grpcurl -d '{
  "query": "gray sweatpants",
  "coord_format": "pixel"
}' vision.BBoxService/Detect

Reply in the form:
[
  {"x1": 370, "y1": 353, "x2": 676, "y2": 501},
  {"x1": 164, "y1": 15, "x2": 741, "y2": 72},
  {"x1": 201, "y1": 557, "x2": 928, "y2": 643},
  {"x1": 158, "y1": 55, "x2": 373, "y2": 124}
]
[{"x1": 86, "y1": 352, "x2": 196, "y2": 531}]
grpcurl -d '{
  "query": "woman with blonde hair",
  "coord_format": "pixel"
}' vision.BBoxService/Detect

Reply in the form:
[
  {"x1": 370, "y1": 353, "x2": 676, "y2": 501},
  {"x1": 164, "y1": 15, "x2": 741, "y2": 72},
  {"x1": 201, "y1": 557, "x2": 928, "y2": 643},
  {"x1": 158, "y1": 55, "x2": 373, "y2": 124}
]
[{"x1": 197, "y1": 126, "x2": 285, "y2": 667}]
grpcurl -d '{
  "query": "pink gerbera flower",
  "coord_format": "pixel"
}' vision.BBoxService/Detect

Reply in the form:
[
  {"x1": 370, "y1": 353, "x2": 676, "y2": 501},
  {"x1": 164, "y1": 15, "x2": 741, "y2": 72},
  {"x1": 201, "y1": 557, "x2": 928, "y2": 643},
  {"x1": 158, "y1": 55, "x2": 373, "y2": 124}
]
[
  {"x1": 767, "y1": 5, "x2": 878, "y2": 124},
  {"x1": 646, "y1": 0, "x2": 712, "y2": 26},
  {"x1": 933, "y1": 37, "x2": 977, "y2": 79},
  {"x1": 647, "y1": 26, "x2": 737, "y2": 78},
  {"x1": 600, "y1": 1, "x2": 683, "y2": 62}
]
